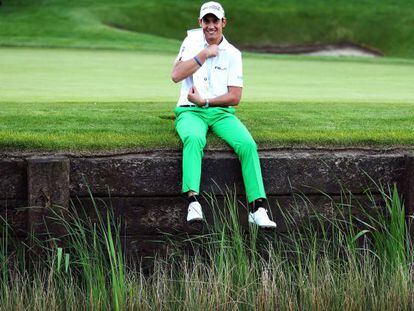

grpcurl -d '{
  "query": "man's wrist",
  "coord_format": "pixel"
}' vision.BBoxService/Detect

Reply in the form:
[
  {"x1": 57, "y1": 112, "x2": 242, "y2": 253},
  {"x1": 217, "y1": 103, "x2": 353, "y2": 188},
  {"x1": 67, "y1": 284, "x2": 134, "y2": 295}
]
[
  {"x1": 193, "y1": 56, "x2": 202, "y2": 67},
  {"x1": 202, "y1": 98, "x2": 209, "y2": 108},
  {"x1": 203, "y1": 48, "x2": 210, "y2": 59}
]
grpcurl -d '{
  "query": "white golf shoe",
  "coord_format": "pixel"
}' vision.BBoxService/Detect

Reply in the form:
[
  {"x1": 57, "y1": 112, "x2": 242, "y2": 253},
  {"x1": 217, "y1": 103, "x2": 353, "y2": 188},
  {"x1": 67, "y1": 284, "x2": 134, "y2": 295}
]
[
  {"x1": 187, "y1": 201, "x2": 204, "y2": 222},
  {"x1": 248, "y1": 207, "x2": 277, "y2": 228}
]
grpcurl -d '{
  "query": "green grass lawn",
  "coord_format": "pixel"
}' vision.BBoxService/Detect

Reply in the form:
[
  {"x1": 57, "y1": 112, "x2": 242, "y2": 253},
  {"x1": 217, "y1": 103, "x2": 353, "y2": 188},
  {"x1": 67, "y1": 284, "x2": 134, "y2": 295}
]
[
  {"x1": 1, "y1": 47, "x2": 414, "y2": 151},
  {"x1": 2, "y1": 48, "x2": 414, "y2": 104},
  {"x1": 1, "y1": 0, "x2": 414, "y2": 151}
]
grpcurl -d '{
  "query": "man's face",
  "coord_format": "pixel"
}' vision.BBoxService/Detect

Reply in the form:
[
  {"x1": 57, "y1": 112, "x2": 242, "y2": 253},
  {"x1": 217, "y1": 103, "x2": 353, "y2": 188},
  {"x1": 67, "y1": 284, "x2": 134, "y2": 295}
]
[{"x1": 199, "y1": 13, "x2": 226, "y2": 43}]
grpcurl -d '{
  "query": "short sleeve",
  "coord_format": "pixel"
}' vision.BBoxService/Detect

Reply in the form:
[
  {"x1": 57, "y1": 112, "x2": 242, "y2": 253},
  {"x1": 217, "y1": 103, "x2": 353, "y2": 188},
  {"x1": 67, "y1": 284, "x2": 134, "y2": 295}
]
[
  {"x1": 227, "y1": 51, "x2": 243, "y2": 87},
  {"x1": 174, "y1": 37, "x2": 193, "y2": 63}
]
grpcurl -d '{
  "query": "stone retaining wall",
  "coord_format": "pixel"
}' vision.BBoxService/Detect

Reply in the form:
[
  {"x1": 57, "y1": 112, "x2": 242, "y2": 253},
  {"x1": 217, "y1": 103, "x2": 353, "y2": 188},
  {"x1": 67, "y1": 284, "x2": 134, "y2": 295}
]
[{"x1": 0, "y1": 150, "x2": 412, "y2": 258}]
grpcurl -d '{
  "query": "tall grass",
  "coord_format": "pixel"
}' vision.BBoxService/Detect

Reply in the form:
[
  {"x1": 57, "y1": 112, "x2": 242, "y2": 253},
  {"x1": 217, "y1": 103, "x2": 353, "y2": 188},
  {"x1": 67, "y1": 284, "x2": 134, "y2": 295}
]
[{"x1": 0, "y1": 183, "x2": 413, "y2": 309}]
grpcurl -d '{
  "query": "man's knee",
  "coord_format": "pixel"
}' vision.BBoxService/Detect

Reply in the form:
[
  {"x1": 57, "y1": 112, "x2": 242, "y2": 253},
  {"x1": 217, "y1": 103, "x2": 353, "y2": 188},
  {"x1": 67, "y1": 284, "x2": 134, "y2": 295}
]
[
  {"x1": 183, "y1": 134, "x2": 207, "y2": 148},
  {"x1": 235, "y1": 137, "x2": 257, "y2": 155}
]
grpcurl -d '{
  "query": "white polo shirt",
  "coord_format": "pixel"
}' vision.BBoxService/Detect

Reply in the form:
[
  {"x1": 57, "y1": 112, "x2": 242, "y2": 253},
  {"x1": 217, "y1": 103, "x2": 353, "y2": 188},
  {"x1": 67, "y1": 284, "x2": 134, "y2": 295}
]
[{"x1": 175, "y1": 29, "x2": 243, "y2": 107}]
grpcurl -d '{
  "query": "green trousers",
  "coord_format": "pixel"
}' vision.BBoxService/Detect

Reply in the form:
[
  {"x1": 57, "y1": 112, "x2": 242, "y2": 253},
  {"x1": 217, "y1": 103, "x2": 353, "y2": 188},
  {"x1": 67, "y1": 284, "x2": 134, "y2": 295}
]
[{"x1": 174, "y1": 106, "x2": 266, "y2": 203}]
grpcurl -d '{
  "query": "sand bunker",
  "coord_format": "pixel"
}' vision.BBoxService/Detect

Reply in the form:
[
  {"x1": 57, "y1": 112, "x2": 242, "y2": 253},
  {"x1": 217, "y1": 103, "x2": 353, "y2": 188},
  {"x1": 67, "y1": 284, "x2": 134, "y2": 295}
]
[
  {"x1": 303, "y1": 45, "x2": 379, "y2": 57},
  {"x1": 244, "y1": 43, "x2": 382, "y2": 57}
]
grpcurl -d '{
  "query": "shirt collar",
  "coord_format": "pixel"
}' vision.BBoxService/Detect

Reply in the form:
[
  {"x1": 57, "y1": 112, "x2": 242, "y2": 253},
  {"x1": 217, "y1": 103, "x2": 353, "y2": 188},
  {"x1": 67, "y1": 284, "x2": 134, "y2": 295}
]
[{"x1": 203, "y1": 35, "x2": 228, "y2": 50}]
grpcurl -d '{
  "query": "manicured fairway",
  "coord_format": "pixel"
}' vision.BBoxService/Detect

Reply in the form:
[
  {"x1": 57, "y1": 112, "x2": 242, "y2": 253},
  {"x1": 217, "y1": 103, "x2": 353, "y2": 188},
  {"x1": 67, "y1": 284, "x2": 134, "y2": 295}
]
[
  {"x1": 1, "y1": 47, "x2": 414, "y2": 151},
  {"x1": 2, "y1": 48, "x2": 414, "y2": 103}
]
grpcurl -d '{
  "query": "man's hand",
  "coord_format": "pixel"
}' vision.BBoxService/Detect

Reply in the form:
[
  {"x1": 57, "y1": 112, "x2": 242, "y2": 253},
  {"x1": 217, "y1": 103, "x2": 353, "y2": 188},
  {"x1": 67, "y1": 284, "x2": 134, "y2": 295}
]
[
  {"x1": 187, "y1": 86, "x2": 204, "y2": 106},
  {"x1": 205, "y1": 44, "x2": 219, "y2": 58}
]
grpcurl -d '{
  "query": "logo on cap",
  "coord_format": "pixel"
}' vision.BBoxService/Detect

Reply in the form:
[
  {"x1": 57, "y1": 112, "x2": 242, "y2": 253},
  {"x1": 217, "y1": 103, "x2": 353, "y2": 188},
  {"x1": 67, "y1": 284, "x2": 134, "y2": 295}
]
[{"x1": 199, "y1": 1, "x2": 225, "y2": 19}]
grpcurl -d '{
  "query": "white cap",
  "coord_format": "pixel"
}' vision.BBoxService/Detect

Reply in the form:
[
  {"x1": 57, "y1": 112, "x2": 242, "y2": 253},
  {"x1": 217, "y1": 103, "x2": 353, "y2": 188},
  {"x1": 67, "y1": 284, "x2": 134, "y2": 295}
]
[{"x1": 199, "y1": 1, "x2": 225, "y2": 19}]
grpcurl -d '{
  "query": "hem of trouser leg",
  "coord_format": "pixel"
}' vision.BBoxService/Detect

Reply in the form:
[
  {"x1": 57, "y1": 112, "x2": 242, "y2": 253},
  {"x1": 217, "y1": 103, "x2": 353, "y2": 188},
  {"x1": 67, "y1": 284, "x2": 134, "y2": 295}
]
[
  {"x1": 182, "y1": 187, "x2": 200, "y2": 196},
  {"x1": 248, "y1": 194, "x2": 267, "y2": 204}
]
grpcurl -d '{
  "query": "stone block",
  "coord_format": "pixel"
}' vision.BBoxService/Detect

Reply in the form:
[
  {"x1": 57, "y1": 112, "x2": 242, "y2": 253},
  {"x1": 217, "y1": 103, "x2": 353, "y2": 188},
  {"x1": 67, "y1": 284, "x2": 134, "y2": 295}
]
[
  {"x1": 70, "y1": 194, "x2": 379, "y2": 236},
  {"x1": 27, "y1": 156, "x2": 70, "y2": 235},
  {"x1": 70, "y1": 151, "x2": 405, "y2": 197},
  {"x1": 0, "y1": 159, "x2": 27, "y2": 200}
]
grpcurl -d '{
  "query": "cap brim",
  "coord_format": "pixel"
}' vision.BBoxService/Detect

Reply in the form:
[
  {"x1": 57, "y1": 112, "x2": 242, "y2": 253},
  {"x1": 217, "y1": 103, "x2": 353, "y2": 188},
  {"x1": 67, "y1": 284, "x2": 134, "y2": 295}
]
[{"x1": 199, "y1": 10, "x2": 224, "y2": 19}]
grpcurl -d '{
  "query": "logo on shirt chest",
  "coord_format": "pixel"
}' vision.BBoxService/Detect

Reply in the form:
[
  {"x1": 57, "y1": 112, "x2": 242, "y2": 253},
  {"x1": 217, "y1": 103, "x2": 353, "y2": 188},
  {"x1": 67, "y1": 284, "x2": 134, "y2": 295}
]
[{"x1": 214, "y1": 66, "x2": 227, "y2": 71}]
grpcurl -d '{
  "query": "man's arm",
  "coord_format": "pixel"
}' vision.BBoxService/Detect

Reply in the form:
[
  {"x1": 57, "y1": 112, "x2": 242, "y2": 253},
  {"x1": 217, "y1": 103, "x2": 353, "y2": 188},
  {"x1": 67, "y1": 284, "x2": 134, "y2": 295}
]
[
  {"x1": 188, "y1": 86, "x2": 242, "y2": 107},
  {"x1": 189, "y1": 48, "x2": 244, "y2": 106},
  {"x1": 171, "y1": 45, "x2": 218, "y2": 83},
  {"x1": 209, "y1": 86, "x2": 242, "y2": 106}
]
